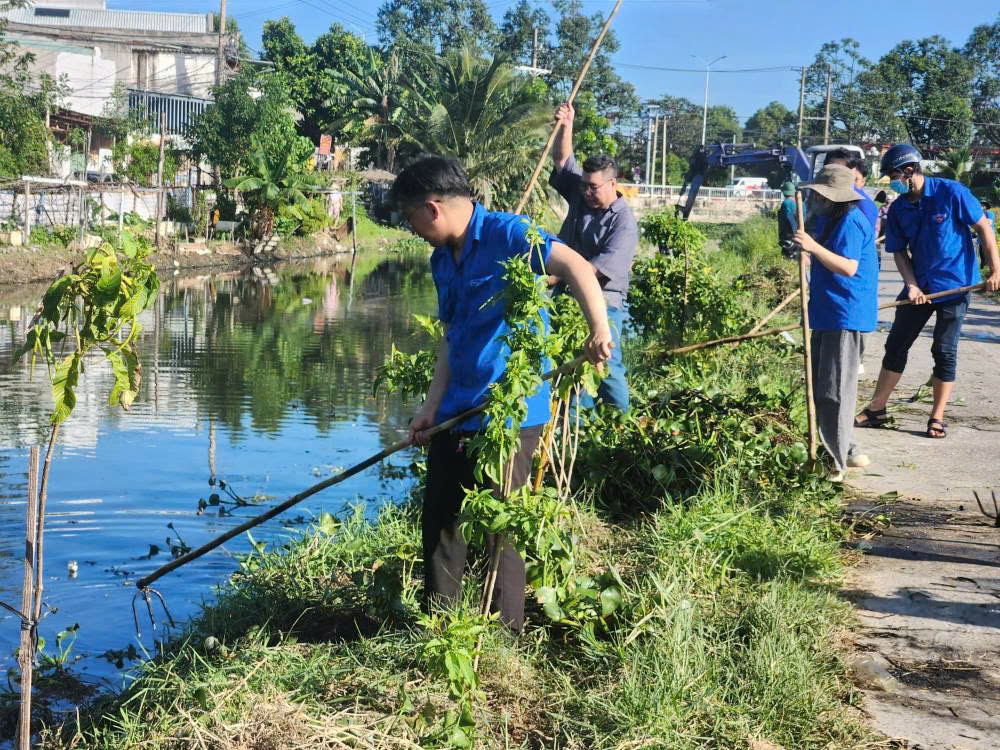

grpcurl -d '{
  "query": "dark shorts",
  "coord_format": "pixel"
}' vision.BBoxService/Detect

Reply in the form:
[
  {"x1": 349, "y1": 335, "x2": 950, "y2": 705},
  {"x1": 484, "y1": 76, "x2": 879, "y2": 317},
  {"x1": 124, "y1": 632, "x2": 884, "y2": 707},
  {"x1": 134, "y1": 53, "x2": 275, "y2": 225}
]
[{"x1": 882, "y1": 292, "x2": 969, "y2": 383}]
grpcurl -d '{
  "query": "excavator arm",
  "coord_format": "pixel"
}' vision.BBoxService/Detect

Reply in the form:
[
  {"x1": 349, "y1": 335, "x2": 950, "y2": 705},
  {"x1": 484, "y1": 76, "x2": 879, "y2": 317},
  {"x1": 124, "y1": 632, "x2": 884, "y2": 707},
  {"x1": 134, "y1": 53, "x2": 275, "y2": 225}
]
[{"x1": 676, "y1": 144, "x2": 812, "y2": 219}]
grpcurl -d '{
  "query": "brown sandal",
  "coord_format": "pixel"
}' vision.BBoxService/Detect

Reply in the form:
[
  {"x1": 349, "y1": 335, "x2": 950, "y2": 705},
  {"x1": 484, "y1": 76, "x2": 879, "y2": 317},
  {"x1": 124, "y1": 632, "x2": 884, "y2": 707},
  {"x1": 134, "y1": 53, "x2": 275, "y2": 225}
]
[{"x1": 855, "y1": 407, "x2": 891, "y2": 428}]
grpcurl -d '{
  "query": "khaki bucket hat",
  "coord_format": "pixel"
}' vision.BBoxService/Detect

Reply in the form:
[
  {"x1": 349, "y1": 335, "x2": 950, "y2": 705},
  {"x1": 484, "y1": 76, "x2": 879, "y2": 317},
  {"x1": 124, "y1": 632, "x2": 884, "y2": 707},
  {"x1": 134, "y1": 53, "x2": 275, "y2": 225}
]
[{"x1": 802, "y1": 164, "x2": 861, "y2": 203}]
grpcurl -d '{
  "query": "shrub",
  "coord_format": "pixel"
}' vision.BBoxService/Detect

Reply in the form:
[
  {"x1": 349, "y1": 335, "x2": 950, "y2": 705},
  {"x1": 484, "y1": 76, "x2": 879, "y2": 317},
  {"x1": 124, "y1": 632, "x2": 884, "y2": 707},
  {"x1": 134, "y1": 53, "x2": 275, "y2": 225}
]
[
  {"x1": 639, "y1": 211, "x2": 706, "y2": 256},
  {"x1": 627, "y1": 250, "x2": 751, "y2": 346}
]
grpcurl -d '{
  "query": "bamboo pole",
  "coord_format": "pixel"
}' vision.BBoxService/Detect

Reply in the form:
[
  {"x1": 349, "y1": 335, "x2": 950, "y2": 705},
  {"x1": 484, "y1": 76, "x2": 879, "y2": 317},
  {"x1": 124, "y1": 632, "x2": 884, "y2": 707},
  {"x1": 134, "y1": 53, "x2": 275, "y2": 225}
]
[
  {"x1": 16, "y1": 446, "x2": 39, "y2": 750},
  {"x1": 796, "y1": 190, "x2": 818, "y2": 460},
  {"x1": 749, "y1": 288, "x2": 798, "y2": 334},
  {"x1": 137, "y1": 354, "x2": 588, "y2": 591},
  {"x1": 667, "y1": 281, "x2": 990, "y2": 357},
  {"x1": 33, "y1": 424, "x2": 60, "y2": 628},
  {"x1": 668, "y1": 322, "x2": 801, "y2": 355},
  {"x1": 513, "y1": 0, "x2": 623, "y2": 215}
]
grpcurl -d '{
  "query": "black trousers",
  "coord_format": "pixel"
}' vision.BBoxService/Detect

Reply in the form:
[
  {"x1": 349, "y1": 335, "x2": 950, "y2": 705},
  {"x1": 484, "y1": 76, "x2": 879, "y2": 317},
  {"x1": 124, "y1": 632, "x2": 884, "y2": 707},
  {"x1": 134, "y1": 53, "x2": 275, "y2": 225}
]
[{"x1": 423, "y1": 425, "x2": 542, "y2": 632}]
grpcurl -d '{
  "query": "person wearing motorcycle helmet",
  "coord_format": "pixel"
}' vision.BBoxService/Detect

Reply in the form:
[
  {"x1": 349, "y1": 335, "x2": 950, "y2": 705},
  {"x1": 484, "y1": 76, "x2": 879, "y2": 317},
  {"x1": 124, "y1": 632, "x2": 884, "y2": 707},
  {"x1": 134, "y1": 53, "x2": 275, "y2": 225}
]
[{"x1": 856, "y1": 144, "x2": 1000, "y2": 439}]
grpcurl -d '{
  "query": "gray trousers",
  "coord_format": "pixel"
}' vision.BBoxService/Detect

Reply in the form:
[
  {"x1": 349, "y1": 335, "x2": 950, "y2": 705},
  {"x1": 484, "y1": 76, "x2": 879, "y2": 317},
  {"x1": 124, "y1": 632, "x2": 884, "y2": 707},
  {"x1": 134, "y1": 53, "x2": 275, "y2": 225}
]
[{"x1": 811, "y1": 330, "x2": 862, "y2": 472}]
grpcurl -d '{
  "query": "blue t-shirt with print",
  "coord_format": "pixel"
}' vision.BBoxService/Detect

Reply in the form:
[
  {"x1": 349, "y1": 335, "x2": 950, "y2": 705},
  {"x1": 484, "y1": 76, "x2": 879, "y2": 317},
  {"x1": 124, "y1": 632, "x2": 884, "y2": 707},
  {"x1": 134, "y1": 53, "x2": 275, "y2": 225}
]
[
  {"x1": 809, "y1": 207, "x2": 878, "y2": 332},
  {"x1": 884, "y1": 177, "x2": 983, "y2": 303},
  {"x1": 431, "y1": 202, "x2": 553, "y2": 431}
]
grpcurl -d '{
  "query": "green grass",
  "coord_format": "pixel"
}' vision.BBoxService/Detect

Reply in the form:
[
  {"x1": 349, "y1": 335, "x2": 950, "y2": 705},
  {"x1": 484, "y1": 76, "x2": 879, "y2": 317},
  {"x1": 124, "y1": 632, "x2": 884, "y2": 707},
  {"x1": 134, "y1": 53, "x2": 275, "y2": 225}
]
[{"x1": 27, "y1": 232, "x2": 881, "y2": 750}]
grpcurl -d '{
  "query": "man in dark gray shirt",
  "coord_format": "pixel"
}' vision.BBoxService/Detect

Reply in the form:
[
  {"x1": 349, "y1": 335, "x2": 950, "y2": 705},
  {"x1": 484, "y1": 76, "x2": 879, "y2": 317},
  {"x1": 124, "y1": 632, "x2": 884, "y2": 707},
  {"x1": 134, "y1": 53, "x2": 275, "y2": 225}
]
[{"x1": 549, "y1": 101, "x2": 638, "y2": 412}]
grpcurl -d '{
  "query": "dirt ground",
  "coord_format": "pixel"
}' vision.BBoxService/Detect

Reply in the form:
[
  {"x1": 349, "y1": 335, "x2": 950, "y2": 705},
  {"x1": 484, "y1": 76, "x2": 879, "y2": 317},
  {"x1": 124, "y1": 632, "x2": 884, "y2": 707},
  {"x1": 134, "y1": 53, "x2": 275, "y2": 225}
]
[{"x1": 845, "y1": 261, "x2": 1000, "y2": 750}]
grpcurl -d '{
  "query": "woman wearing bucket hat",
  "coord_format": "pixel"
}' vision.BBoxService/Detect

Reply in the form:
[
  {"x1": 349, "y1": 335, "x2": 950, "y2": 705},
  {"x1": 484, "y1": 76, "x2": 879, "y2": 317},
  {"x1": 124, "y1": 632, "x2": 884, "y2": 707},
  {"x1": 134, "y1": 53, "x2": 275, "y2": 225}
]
[{"x1": 793, "y1": 164, "x2": 879, "y2": 481}]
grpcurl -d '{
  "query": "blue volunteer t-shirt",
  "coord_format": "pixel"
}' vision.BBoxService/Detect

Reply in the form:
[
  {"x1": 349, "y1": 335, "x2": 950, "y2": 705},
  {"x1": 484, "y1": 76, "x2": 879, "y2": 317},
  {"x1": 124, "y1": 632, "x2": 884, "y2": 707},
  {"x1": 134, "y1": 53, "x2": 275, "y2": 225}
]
[
  {"x1": 809, "y1": 207, "x2": 878, "y2": 332},
  {"x1": 431, "y1": 202, "x2": 553, "y2": 431},
  {"x1": 854, "y1": 186, "x2": 878, "y2": 230},
  {"x1": 884, "y1": 177, "x2": 983, "y2": 303}
]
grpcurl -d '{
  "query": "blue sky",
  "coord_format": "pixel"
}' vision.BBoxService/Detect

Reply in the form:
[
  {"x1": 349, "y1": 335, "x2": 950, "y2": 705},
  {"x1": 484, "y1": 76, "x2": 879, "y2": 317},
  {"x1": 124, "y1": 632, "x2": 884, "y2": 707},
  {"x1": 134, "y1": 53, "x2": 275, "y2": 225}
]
[{"x1": 109, "y1": 0, "x2": 997, "y2": 125}]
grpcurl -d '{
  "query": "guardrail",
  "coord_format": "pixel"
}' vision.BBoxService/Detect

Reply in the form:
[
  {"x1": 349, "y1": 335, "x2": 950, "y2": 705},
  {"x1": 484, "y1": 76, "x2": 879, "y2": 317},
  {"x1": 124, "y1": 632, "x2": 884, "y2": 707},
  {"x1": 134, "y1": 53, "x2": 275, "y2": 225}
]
[{"x1": 626, "y1": 184, "x2": 783, "y2": 201}]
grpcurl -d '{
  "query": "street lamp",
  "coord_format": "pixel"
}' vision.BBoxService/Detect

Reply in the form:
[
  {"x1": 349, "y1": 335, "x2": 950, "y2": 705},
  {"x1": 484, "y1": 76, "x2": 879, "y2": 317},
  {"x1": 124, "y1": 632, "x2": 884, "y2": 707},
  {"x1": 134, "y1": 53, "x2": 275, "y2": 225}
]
[{"x1": 692, "y1": 54, "x2": 726, "y2": 146}]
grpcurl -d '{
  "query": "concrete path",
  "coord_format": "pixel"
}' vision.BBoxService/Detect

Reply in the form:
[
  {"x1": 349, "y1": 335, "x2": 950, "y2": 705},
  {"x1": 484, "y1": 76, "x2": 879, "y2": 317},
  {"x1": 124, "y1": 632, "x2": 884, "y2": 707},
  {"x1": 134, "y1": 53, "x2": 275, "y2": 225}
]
[{"x1": 845, "y1": 262, "x2": 1000, "y2": 750}]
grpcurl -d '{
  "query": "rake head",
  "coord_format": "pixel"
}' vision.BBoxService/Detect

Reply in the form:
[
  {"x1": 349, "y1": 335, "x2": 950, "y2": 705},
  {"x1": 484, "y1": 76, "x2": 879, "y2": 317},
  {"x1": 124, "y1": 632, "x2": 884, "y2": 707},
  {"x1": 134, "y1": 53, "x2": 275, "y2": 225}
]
[{"x1": 973, "y1": 490, "x2": 1000, "y2": 528}]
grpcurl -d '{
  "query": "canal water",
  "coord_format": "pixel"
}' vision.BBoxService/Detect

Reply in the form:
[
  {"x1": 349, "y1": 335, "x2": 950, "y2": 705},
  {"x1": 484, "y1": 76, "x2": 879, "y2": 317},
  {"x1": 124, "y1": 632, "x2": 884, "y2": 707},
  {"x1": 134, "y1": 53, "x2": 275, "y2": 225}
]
[{"x1": 0, "y1": 251, "x2": 436, "y2": 693}]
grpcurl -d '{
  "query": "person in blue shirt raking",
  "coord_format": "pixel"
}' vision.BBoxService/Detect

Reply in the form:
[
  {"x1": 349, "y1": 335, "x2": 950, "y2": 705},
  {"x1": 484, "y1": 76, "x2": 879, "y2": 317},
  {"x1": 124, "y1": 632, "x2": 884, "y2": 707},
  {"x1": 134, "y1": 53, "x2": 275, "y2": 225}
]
[
  {"x1": 855, "y1": 144, "x2": 1000, "y2": 439},
  {"x1": 398, "y1": 156, "x2": 613, "y2": 633},
  {"x1": 793, "y1": 164, "x2": 879, "y2": 482}
]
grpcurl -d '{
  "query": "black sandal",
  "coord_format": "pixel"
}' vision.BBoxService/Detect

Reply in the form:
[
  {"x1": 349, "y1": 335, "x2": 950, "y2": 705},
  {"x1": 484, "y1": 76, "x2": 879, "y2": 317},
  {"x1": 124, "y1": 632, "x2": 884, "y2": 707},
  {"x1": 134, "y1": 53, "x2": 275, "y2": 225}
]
[
  {"x1": 926, "y1": 418, "x2": 947, "y2": 439},
  {"x1": 855, "y1": 407, "x2": 891, "y2": 428}
]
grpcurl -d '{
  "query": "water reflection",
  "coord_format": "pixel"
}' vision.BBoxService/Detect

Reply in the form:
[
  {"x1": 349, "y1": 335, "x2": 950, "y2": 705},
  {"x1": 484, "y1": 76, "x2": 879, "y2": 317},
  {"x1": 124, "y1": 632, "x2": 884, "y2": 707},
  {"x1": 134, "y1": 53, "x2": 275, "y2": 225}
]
[{"x1": 0, "y1": 251, "x2": 435, "y2": 686}]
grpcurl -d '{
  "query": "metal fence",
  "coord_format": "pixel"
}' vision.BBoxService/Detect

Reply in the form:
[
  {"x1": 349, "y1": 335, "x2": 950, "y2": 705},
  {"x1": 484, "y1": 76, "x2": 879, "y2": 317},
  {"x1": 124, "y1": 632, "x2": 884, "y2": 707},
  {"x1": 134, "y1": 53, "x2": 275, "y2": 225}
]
[
  {"x1": 1, "y1": 183, "x2": 190, "y2": 233},
  {"x1": 630, "y1": 184, "x2": 783, "y2": 202},
  {"x1": 127, "y1": 89, "x2": 212, "y2": 137}
]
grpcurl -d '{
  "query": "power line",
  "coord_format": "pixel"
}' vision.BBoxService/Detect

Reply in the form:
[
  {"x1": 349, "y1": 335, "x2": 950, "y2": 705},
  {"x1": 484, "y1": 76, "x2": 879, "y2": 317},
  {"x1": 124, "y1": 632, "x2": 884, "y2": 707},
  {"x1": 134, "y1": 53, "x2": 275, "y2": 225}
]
[{"x1": 617, "y1": 62, "x2": 800, "y2": 74}]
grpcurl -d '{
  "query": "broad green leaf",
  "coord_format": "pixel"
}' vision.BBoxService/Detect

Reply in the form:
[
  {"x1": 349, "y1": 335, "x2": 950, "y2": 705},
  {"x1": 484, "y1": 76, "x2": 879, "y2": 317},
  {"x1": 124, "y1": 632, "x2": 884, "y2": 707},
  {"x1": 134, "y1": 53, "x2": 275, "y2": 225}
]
[
  {"x1": 50, "y1": 353, "x2": 80, "y2": 424},
  {"x1": 42, "y1": 276, "x2": 72, "y2": 322},
  {"x1": 600, "y1": 586, "x2": 624, "y2": 617}
]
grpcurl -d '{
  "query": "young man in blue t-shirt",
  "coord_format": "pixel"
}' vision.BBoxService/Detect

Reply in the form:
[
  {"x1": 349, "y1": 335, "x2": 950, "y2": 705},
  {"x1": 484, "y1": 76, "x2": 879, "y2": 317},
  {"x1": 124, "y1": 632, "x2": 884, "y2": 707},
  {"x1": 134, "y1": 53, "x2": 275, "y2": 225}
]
[
  {"x1": 394, "y1": 156, "x2": 612, "y2": 631},
  {"x1": 856, "y1": 145, "x2": 1000, "y2": 438}
]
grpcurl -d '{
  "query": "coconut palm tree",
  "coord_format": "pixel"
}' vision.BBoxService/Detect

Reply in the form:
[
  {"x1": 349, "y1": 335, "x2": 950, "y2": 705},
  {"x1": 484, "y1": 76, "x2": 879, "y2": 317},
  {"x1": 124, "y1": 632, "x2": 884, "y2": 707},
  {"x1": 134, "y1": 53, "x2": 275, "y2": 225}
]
[
  {"x1": 332, "y1": 47, "x2": 406, "y2": 173},
  {"x1": 388, "y1": 46, "x2": 550, "y2": 209},
  {"x1": 936, "y1": 147, "x2": 980, "y2": 185}
]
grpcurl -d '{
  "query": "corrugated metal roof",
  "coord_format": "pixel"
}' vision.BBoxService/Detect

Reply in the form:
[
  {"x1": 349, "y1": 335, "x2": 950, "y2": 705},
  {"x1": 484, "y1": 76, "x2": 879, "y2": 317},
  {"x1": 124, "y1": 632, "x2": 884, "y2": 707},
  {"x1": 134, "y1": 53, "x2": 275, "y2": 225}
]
[{"x1": 0, "y1": 7, "x2": 212, "y2": 34}]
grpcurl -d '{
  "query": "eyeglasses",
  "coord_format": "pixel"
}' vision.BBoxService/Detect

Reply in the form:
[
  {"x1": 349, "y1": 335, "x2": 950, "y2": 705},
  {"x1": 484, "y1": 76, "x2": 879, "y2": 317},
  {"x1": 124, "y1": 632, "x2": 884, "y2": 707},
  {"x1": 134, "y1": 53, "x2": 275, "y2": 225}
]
[{"x1": 581, "y1": 177, "x2": 613, "y2": 194}]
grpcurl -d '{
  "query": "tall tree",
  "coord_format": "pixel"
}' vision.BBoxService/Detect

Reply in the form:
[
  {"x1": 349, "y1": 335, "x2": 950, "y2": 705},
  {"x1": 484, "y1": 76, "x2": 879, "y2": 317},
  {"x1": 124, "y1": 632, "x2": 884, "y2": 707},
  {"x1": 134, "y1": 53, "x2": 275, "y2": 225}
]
[
  {"x1": 855, "y1": 36, "x2": 974, "y2": 148},
  {"x1": 497, "y1": 0, "x2": 551, "y2": 65},
  {"x1": 262, "y1": 19, "x2": 368, "y2": 144},
  {"x1": 376, "y1": 0, "x2": 498, "y2": 54},
  {"x1": 0, "y1": 0, "x2": 52, "y2": 176},
  {"x1": 965, "y1": 14, "x2": 1000, "y2": 147},
  {"x1": 333, "y1": 47, "x2": 408, "y2": 172},
  {"x1": 187, "y1": 69, "x2": 303, "y2": 181},
  {"x1": 804, "y1": 39, "x2": 872, "y2": 144},
  {"x1": 744, "y1": 101, "x2": 797, "y2": 146},
  {"x1": 545, "y1": 0, "x2": 637, "y2": 116}
]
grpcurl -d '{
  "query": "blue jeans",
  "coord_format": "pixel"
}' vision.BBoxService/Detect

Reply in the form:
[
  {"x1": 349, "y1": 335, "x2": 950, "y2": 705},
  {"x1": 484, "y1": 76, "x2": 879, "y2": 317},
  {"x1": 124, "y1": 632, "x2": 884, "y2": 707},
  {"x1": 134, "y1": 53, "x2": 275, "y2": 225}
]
[
  {"x1": 882, "y1": 292, "x2": 968, "y2": 383},
  {"x1": 577, "y1": 306, "x2": 630, "y2": 413}
]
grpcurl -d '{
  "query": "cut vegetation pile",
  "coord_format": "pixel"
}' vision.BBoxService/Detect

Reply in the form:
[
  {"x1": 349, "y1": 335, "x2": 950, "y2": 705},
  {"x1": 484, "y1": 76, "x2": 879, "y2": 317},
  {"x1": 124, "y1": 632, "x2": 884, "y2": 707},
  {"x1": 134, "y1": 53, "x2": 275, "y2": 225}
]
[{"x1": 34, "y1": 214, "x2": 878, "y2": 750}]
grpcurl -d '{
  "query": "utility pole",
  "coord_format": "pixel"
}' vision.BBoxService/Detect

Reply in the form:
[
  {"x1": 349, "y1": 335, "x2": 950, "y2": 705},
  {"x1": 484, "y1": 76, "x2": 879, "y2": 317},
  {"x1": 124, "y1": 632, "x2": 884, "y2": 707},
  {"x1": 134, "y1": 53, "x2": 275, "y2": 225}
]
[
  {"x1": 650, "y1": 116, "x2": 659, "y2": 187},
  {"x1": 823, "y1": 65, "x2": 832, "y2": 145},
  {"x1": 215, "y1": 0, "x2": 227, "y2": 87},
  {"x1": 661, "y1": 116, "x2": 667, "y2": 187},
  {"x1": 644, "y1": 116, "x2": 653, "y2": 189},
  {"x1": 797, "y1": 66, "x2": 806, "y2": 148}
]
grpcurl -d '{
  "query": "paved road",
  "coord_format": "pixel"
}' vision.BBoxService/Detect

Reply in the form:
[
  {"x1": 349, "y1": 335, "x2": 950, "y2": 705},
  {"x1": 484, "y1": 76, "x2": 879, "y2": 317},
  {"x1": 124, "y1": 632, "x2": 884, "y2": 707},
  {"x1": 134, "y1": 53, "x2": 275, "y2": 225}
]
[{"x1": 846, "y1": 262, "x2": 1000, "y2": 750}]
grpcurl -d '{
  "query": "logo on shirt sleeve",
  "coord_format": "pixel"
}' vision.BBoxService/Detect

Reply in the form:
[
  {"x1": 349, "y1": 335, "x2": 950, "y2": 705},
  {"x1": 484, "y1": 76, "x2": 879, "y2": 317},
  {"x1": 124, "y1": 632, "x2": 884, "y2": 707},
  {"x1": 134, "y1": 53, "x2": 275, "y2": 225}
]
[{"x1": 934, "y1": 214, "x2": 946, "y2": 224}]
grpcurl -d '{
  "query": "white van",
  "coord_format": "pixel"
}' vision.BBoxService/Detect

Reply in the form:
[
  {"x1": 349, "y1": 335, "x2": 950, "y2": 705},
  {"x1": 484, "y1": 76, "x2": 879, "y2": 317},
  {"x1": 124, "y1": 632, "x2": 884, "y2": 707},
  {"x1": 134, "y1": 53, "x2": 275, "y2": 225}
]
[{"x1": 726, "y1": 177, "x2": 769, "y2": 196}]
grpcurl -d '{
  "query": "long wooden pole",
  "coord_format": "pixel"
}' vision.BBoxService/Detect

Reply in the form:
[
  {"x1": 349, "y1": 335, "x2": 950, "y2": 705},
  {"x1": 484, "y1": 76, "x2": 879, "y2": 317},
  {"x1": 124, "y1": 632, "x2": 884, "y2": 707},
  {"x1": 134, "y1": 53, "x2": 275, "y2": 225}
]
[
  {"x1": 137, "y1": 354, "x2": 588, "y2": 590},
  {"x1": 16, "y1": 446, "x2": 39, "y2": 750},
  {"x1": 668, "y1": 281, "x2": 990, "y2": 357},
  {"x1": 796, "y1": 190, "x2": 818, "y2": 460},
  {"x1": 749, "y1": 288, "x2": 798, "y2": 334},
  {"x1": 513, "y1": 0, "x2": 624, "y2": 215}
]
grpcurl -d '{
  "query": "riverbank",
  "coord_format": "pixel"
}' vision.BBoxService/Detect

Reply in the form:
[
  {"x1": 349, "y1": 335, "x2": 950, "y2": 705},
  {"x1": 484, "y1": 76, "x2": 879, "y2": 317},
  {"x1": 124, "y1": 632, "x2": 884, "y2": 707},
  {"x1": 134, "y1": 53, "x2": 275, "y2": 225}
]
[
  {"x1": 0, "y1": 220, "x2": 419, "y2": 288},
  {"x1": 21, "y1": 218, "x2": 884, "y2": 749}
]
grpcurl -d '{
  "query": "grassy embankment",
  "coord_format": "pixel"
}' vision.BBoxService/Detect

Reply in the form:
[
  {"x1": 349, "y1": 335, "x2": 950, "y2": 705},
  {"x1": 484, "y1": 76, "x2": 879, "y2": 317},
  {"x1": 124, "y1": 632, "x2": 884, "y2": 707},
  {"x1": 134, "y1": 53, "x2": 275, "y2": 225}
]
[{"x1": 36, "y1": 215, "x2": 880, "y2": 749}]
